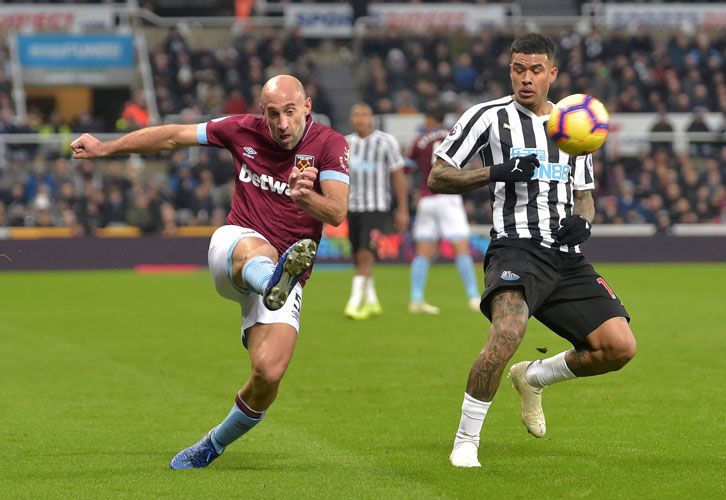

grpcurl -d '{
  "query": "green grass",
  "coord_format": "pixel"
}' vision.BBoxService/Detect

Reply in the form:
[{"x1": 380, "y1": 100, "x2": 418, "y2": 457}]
[{"x1": 1, "y1": 264, "x2": 725, "y2": 499}]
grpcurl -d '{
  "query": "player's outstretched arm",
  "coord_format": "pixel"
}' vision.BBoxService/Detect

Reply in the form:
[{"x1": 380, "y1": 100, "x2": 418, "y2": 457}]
[
  {"x1": 288, "y1": 167, "x2": 348, "y2": 226},
  {"x1": 70, "y1": 124, "x2": 200, "y2": 159},
  {"x1": 428, "y1": 158, "x2": 491, "y2": 194}
]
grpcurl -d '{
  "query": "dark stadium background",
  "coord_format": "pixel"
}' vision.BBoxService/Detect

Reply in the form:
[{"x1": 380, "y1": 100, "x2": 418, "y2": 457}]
[{"x1": 1, "y1": 0, "x2": 725, "y2": 269}]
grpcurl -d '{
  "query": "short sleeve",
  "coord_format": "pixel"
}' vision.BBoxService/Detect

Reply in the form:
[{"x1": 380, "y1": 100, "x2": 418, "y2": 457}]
[
  {"x1": 435, "y1": 104, "x2": 492, "y2": 170},
  {"x1": 318, "y1": 133, "x2": 350, "y2": 185},
  {"x1": 385, "y1": 134, "x2": 405, "y2": 172},
  {"x1": 196, "y1": 116, "x2": 234, "y2": 149},
  {"x1": 573, "y1": 153, "x2": 595, "y2": 191}
]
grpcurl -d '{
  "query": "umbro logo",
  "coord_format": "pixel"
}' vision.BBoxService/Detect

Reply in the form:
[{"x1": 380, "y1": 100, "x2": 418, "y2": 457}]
[
  {"x1": 243, "y1": 147, "x2": 258, "y2": 160},
  {"x1": 501, "y1": 271, "x2": 520, "y2": 281}
]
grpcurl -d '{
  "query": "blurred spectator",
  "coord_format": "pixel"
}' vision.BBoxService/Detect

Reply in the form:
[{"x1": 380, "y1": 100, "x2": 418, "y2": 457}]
[
  {"x1": 30, "y1": 194, "x2": 57, "y2": 227},
  {"x1": 102, "y1": 185, "x2": 129, "y2": 226},
  {"x1": 649, "y1": 112, "x2": 674, "y2": 155},
  {"x1": 0, "y1": 108, "x2": 17, "y2": 134},
  {"x1": 164, "y1": 27, "x2": 189, "y2": 56},
  {"x1": 305, "y1": 81, "x2": 333, "y2": 119},
  {"x1": 685, "y1": 108, "x2": 714, "y2": 158},
  {"x1": 25, "y1": 158, "x2": 55, "y2": 201},
  {"x1": 72, "y1": 110, "x2": 104, "y2": 134},
  {"x1": 223, "y1": 89, "x2": 248, "y2": 115},
  {"x1": 453, "y1": 53, "x2": 478, "y2": 93},
  {"x1": 394, "y1": 89, "x2": 419, "y2": 115},
  {"x1": 119, "y1": 90, "x2": 150, "y2": 131}
]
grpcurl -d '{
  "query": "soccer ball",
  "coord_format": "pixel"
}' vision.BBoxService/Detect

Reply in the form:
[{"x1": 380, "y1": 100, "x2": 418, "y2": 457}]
[{"x1": 546, "y1": 94, "x2": 610, "y2": 156}]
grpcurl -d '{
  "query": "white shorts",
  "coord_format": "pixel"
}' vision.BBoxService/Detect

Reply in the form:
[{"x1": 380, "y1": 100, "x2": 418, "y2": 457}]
[
  {"x1": 208, "y1": 225, "x2": 303, "y2": 343},
  {"x1": 412, "y1": 194, "x2": 470, "y2": 241}
]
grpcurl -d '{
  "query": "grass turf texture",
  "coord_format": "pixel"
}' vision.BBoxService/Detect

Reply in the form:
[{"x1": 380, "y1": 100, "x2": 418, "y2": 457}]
[{"x1": 1, "y1": 264, "x2": 724, "y2": 499}]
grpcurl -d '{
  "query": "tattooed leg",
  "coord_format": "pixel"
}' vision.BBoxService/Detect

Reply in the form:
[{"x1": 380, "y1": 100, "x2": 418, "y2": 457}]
[
  {"x1": 565, "y1": 317, "x2": 636, "y2": 377},
  {"x1": 466, "y1": 289, "x2": 529, "y2": 401}
]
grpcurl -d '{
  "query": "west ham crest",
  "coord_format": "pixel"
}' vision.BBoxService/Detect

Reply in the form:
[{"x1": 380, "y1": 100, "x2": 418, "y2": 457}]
[{"x1": 295, "y1": 154, "x2": 315, "y2": 171}]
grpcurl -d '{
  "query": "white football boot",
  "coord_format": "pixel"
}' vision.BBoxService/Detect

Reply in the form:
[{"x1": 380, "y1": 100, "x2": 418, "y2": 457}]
[
  {"x1": 449, "y1": 442, "x2": 481, "y2": 468},
  {"x1": 408, "y1": 301, "x2": 440, "y2": 314},
  {"x1": 507, "y1": 361, "x2": 546, "y2": 438}
]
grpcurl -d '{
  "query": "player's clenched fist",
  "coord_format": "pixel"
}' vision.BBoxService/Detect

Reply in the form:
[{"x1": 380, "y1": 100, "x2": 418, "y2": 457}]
[
  {"x1": 289, "y1": 166, "x2": 318, "y2": 202},
  {"x1": 70, "y1": 133, "x2": 106, "y2": 159},
  {"x1": 489, "y1": 153, "x2": 539, "y2": 182}
]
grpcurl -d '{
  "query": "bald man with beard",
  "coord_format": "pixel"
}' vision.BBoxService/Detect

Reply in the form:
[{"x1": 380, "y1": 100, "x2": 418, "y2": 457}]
[{"x1": 71, "y1": 75, "x2": 351, "y2": 469}]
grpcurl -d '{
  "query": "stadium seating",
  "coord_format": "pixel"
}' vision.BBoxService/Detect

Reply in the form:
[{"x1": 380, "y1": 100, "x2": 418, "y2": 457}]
[{"x1": 1, "y1": 7, "x2": 725, "y2": 234}]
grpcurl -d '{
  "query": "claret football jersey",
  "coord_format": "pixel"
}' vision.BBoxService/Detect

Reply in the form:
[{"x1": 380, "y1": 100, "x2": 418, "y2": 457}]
[
  {"x1": 197, "y1": 114, "x2": 350, "y2": 282},
  {"x1": 409, "y1": 126, "x2": 450, "y2": 198}
]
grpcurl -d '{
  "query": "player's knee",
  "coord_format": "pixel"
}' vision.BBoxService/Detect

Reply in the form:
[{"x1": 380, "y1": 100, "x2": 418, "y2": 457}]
[
  {"x1": 251, "y1": 360, "x2": 287, "y2": 387},
  {"x1": 233, "y1": 240, "x2": 278, "y2": 270},
  {"x1": 604, "y1": 335, "x2": 636, "y2": 369},
  {"x1": 244, "y1": 245, "x2": 277, "y2": 265},
  {"x1": 489, "y1": 318, "x2": 526, "y2": 351}
]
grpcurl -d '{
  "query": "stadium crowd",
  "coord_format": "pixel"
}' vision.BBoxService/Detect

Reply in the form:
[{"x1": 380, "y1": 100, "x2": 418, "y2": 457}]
[
  {"x1": 358, "y1": 25, "x2": 726, "y2": 116},
  {"x1": 1, "y1": 25, "x2": 726, "y2": 234},
  {"x1": 149, "y1": 26, "x2": 333, "y2": 127}
]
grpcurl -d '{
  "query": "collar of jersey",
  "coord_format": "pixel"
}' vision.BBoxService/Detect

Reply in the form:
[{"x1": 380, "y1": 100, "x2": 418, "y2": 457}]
[
  {"x1": 513, "y1": 99, "x2": 552, "y2": 122},
  {"x1": 297, "y1": 114, "x2": 315, "y2": 147}
]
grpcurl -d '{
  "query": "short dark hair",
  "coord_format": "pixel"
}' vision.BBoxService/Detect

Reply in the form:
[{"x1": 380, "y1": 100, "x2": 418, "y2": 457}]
[
  {"x1": 510, "y1": 33, "x2": 556, "y2": 62},
  {"x1": 424, "y1": 105, "x2": 447, "y2": 124}
]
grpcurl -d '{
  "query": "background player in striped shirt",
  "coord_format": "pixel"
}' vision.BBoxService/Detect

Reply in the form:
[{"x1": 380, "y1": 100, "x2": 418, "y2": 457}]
[
  {"x1": 343, "y1": 103, "x2": 409, "y2": 320},
  {"x1": 407, "y1": 105, "x2": 480, "y2": 314},
  {"x1": 71, "y1": 75, "x2": 350, "y2": 469},
  {"x1": 428, "y1": 34, "x2": 636, "y2": 468}
]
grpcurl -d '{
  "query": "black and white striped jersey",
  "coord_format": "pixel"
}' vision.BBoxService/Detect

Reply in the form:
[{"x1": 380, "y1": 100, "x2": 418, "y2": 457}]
[
  {"x1": 435, "y1": 96, "x2": 595, "y2": 253},
  {"x1": 346, "y1": 130, "x2": 405, "y2": 213}
]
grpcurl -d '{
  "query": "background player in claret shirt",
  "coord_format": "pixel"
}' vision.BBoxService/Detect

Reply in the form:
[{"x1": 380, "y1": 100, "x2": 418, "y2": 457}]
[
  {"x1": 427, "y1": 34, "x2": 636, "y2": 468},
  {"x1": 70, "y1": 75, "x2": 350, "y2": 469},
  {"x1": 407, "y1": 105, "x2": 480, "y2": 314}
]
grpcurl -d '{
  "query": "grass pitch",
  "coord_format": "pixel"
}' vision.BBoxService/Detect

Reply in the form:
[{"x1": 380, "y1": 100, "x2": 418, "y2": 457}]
[{"x1": 1, "y1": 263, "x2": 724, "y2": 499}]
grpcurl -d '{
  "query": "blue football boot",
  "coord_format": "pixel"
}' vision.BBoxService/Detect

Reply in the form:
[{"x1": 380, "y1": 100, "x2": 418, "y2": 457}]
[
  {"x1": 169, "y1": 428, "x2": 220, "y2": 469},
  {"x1": 263, "y1": 239, "x2": 317, "y2": 311}
]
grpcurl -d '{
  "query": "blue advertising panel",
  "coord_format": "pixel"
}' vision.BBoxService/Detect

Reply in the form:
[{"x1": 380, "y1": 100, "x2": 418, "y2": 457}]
[{"x1": 18, "y1": 34, "x2": 134, "y2": 68}]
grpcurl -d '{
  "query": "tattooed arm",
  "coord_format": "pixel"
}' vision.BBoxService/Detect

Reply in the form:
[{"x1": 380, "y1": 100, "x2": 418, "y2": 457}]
[
  {"x1": 427, "y1": 158, "x2": 492, "y2": 194},
  {"x1": 573, "y1": 189, "x2": 595, "y2": 223}
]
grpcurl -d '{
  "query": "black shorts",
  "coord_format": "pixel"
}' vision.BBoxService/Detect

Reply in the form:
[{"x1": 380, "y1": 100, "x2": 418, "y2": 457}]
[
  {"x1": 480, "y1": 238, "x2": 630, "y2": 349},
  {"x1": 347, "y1": 211, "x2": 391, "y2": 253}
]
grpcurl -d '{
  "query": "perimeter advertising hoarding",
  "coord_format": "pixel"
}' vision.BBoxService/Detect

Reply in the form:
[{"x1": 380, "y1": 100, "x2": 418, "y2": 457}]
[
  {"x1": 284, "y1": 3, "x2": 506, "y2": 38},
  {"x1": 17, "y1": 34, "x2": 136, "y2": 86},
  {"x1": 0, "y1": 5, "x2": 114, "y2": 32},
  {"x1": 603, "y1": 3, "x2": 726, "y2": 29}
]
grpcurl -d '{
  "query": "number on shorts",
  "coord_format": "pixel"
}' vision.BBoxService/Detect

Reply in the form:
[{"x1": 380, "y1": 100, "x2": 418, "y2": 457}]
[{"x1": 597, "y1": 278, "x2": 616, "y2": 299}]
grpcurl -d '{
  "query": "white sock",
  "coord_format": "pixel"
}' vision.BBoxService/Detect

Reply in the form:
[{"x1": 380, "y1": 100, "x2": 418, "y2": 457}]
[
  {"x1": 525, "y1": 351, "x2": 577, "y2": 388},
  {"x1": 453, "y1": 393, "x2": 491, "y2": 450},
  {"x1": 347, "y1": 275, "x2": 366, "y2": 308},
  {"x1": 365, "y1": 277, "x2": 378, "y2": 304}
]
